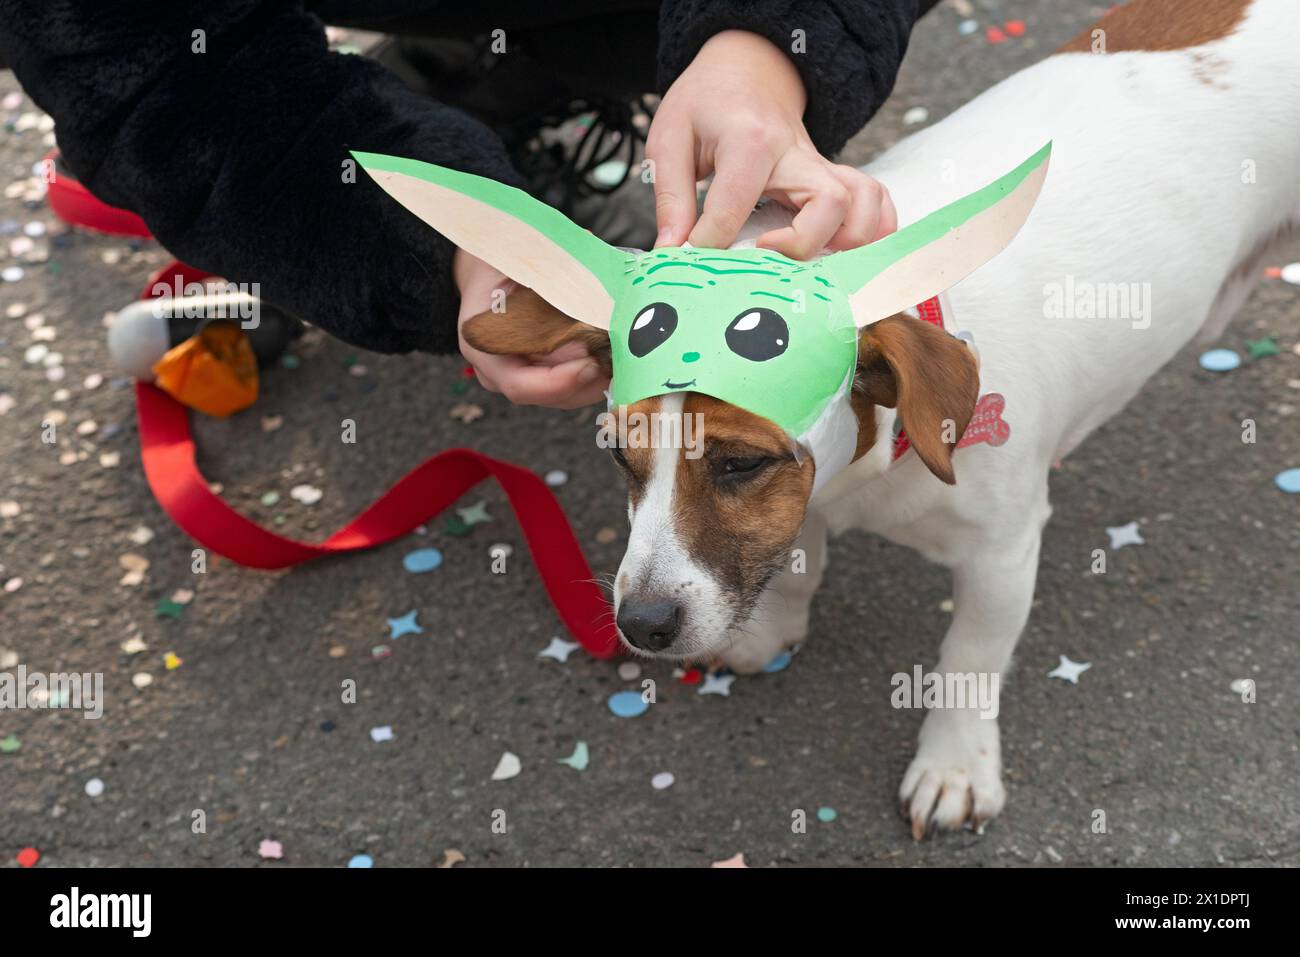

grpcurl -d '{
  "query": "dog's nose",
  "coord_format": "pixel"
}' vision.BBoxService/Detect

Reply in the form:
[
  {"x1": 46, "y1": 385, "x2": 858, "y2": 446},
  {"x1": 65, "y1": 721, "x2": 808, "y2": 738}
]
[{"x1": 616, "y1": 599, "x2": 682, "y2": 652}]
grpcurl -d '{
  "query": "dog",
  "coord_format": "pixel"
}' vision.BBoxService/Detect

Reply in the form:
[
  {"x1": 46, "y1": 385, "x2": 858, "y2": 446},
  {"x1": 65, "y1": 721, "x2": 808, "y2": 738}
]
[{"x1": 463, "y1": 0, "x2": 1300, "y2": 838}]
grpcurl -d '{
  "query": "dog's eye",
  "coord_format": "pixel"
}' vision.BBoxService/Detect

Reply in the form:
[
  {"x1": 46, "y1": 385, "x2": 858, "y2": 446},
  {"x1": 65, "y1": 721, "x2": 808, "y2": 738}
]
[
  {"x1": 725, "y1": 308, "x2": 788, "y2": 362},
  {"x1": 628, "y1": 302, "x2": 678, "y2": 357},
  {"x1": 718, "y1": 456, "x2": 768, "y2": 483}
]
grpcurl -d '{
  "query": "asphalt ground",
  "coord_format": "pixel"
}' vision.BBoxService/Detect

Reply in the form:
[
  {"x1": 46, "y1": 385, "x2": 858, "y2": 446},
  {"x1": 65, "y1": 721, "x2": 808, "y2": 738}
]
[{"x1": 1, "y1": 1, "x2": 1297, "y2": 867}]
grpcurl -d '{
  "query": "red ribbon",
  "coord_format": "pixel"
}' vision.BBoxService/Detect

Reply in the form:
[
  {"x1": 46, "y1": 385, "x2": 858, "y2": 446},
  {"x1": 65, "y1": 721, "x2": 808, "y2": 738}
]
[{"x1": 132, "y1": 261, "x2": 619, "y2": 658}]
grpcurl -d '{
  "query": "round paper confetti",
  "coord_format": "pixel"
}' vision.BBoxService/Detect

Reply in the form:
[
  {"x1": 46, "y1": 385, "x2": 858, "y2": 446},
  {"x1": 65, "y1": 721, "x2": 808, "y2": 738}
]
[
  {"x1": 817, "y1": 807, "x2": 838, "y2": 823},
  {"x1": 347, "y1": 854, "x2": 373, "y2": 868},
  {"x1": 651, "y1": 772, "x2": 675, "y2": 790},
  {"x1": 2, "y1": 266, "x2": 24, "y2": 282},
  {"x1": 544, "y1": 469, "x2": 568, "y2": 486},
  {"x1": 16, "y1": 847, "x2": 39, "y2": 868},
  {"x1": 762, "y1": 651, "x2": 793, "y2": 673},
  {"x1": 607, "y1": 690, "x2": 649, "y2": 718},
  {"x1": 1275, "y1": 468, "x2": 1300, "y2": 493},
  {"x1": 1198, "y1": 349, "x2": 1240, "y2": 372},
  {"x1": 617, "y1": 662, "x2": 642, "y2": 681},
  {"x1": 290, "y1": 484, "x2": 322, "y2": 505},
  {"x1": 402, "y1": 548, "x2": 443, "y2": 573},
  {"x1": 1279, "y1": 262, "x2": 1300, "y2": 285},
  {"x1": 84, "y1": 777, "x2": 104, "y2": 798},
  {"x1": 902, "y1": 106, "x2": 929, "y2": 126},
  {"x1": 131, "y1": 672, "x2": 153, "y2": 689}
]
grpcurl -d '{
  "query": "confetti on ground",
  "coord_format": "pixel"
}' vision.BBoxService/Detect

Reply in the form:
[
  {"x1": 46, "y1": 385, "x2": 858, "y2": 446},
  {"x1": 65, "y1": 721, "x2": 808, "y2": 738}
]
[
  {"x1": 0, "y1": 734, "x2": 20, "y2": 753},
  {"x1": 538, "y1": 637, "x2": 580, "y2": 662},
  {"x1": 131, "y1": 672, "x2": 153, "y2": 689},
  {"x1": 369, "y1": 726, "x2": 394, "y2": 743},
  {"x1": 595, "y1": 527, "x2": 618, "y2": 544},
  {"x1": 544, "y1": 469, "x2": 568, "y2": 486},
  {"x1": 986, "y1": 26, "x2": 1006, "y2": 43},
  {"x1": 290, "y1": 484, "x2": 323, "y2": 505},
  {"x1": 762, "y1": 651, "x2": 793, "y2": 673},
  {"x1": 84, "y1": 778, "x2": 104, "y2": 798},
  {"x1": 402, "y1": 547, "x2": 443, "y2": 573},
  {"x1": 678, "y1": 668, "x2": 702, "y2": 686},
  {"x1": 1245, "y1": 337, "x2": 1279, "y2": 360},
  {"x1": 260, "y1": 492, "x2": 280, "y2": 507},
  {"x1": 0, "y1": 500, "x2": 19, "y2": 518},
  {"x1": 651, "y1": 772, "x2": 674, "y2": 790},
  {"x1": 171, "y1": 589, "x2": 194, "y2": 605},
  {"x1": 387, "y1": 610, "x2": 422, "y2": 638},
  {"x1": 456, "y1": 501, "x2": 491, "y2": 526},
  {"x1": 3, "y1": 577, "x2": 22, "y2": 593},
  {"x1": 118, "y1": 553, "x2": 149, "y2": 587},
  {"x1": 1004, "y1": 19, "x2": 1026, "y2": 37},
  {"x1": 711, "y1": 853, "x2": 746, "y2": 868},
  {"x1": 444, "y1": 515, "x2": 472, "y2": 537},
  {"x1": 558, "y1": 741, "x2": 589, "y2": 771},
  {"x1": 817, "y1": 807, "x2": 838, "y2": 823},
  {"x1": 449, "y1": 402, "x2": 484, "y2": 423},
  {"x1": 164, "y1": 652, "x2": 183, "y2": 671},
  {"x1": 347, "y1": 854, "x2": 373, "y2": 868},
  {"x1": 261, "y1": 415, "x2": 283, "y2": 432},
  {"x1": 617, "y1": 662, "x2": 642, "y2": 681},
  {"x1": 608, "y1": 690, "x2": 649, "y2": 718},
  {"x1": 128, "y1": 525, "x2": 154, "y2": 545},
  {"x1": 155, "y1": 598, "x2": 184, "y2": 619},
  {"x1": 1275, "y1": 468, "x2": 1300, "y2": 493},
  {"x1": 258, "y1": 839, "x2": 283, "y2": 860},
  {"x1": 438, "y1": 849, "x2": 465, "y2": 868},
  {"x1": 698, "y1": 672, "x2": 735, "y2": 696},
  {"x1": 16, "y1": 847, "x2": 39, "y2": 868},
  {"x1": 492, "y1": 751, "x2": 522, "y2": 780},
  {"x1": 1047, "y1": 655, "x2": 1092, "y2": 684},
  {"x1": 902, "y1": 106, "x2": 929, "y2": 125},
  {"x1": 1198, "y1": 348, "x2": 1240, "y2": 372},
  {"x1": 328, "y1": 645, "x2": 346, "y2": 658},
  {"x1": 83, "y1": 373, "x2": 103, "y2": 390},
  {"x1": 1280, "y1": 262, "x2": 1300, "y2": 284},
  {"x1": 958, "y1": 18, "x2": 978, "y2": 35},
  {"x1": 0, "y1": 394, "x2": 13, "y2": 416},
  {"x1": 371, "y1": 645, "x2": 391, "y2": 661},
  {"x1": 98, "y1": 452, "x2": 120, "y2": 468},
  {"x1": 120, "y1": 636, "x2": 147, "y2": 655},
  {"x1": 1105, "y1": 521, "x2": 1144, "y2": 549}
]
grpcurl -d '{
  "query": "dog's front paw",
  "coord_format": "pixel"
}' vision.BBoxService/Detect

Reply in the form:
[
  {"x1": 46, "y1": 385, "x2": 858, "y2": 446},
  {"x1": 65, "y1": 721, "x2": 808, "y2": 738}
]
[{"x1": 899, "y1": 710, "x2": 1005, "y2": 840}]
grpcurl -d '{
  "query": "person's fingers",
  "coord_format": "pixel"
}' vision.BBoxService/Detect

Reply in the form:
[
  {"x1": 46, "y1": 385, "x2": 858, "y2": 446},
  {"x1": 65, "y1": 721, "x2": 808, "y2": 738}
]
[
  {"x1": 496, "y1": 356, "x2": 609, "y2": 409},
  {"x1": 688, "y1": 140, "x2": 773, "y2": 248},
  {"x1": 874, "y1": 181, "x2": 898, "y2": 241},
  {"x1": 646, "y1": 123, "x2": 699, "y2": 247},
  {"x1": 527, "y1": 340, "x2": 590, "y2": 367},
  {"x1": 824, "y1": 165, "x2": 887, "y2": 251},
  {"x1": 756, "y1": 164, "x2": 852, "y2": 259}
]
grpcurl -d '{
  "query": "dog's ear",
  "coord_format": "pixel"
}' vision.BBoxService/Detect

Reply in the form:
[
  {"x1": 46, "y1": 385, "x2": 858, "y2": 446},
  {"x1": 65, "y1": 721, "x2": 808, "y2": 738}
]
[
  {"x1": 462, "y1": 288, "x2": 613, "y2": 377},
  {"x1": 854, "y1": 314, "x2": 979, "y2": 485}
]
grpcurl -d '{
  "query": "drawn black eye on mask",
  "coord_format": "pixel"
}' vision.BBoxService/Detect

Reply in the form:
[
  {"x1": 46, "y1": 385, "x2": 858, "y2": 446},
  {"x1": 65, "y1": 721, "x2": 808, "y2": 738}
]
[
  {"x1": 725, "y1": 307, "x2": 788, "y2": 361},
  {"x1": 628, "y1": 302, "x2": 678, "y2": 357}
]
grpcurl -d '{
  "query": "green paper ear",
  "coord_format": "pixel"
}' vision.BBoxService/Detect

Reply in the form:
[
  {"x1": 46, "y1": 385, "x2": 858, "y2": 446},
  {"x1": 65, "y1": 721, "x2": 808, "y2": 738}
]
[
  {"x1": 824, "y1": 142, "x2": 1051, "y2": 328},
  {"x1": 352, "y1": 151, "x2": 626, "y2": 330}
]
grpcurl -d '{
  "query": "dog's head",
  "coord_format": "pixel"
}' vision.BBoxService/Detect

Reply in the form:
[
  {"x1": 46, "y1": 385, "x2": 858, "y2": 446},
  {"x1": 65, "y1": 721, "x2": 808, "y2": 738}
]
[
  {"x1": 465, "y1": 290, "x2": 979, "y2": 660},
  {"x1": 352, "y1": 145, "x2": 1047, "y2": 659}
]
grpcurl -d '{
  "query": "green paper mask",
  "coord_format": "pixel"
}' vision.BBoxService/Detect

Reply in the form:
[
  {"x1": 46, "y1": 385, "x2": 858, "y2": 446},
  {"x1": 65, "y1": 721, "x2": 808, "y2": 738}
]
[{"x1": 353, "y1": 143, "x2": 1050, "y2": 445}]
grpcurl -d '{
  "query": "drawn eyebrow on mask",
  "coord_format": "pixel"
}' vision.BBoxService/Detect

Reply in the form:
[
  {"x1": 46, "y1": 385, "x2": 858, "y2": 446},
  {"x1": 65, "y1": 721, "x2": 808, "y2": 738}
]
[
  {"x1": 750, "y1": 291, "x2": 798, "y2": 304},
  {"x1": 648, "y1": 280, "x2": 704, "y2": 290}
]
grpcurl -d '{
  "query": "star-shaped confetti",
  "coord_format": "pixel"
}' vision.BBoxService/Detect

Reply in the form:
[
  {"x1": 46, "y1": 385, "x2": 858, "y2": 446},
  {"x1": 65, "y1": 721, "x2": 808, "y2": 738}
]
[
  {"x1": 155, "y1": 598, "x2": 184, "y2": 619},
  {"x1": 0, "y1": 734, "x2": 21, "y2": 753},
  {"x1": 1047, "y1": 655, "x2": 1092, "y2": 684},
  {"x1": 258, "y1": 839, "x2": 283, "y2": 860},
  {"x1": 163, "y1": 652, "x2": 183, "y2": 671},
  {"x1": 1245, "y1": 336, "x2": 1279, "y2": 360},
  {"x1": 387, "y1": 610, "x2": 422, "y2": 639},
  {"x1": 538, "y1": 636, "x2": 580, "y2": 662},
  {"x1": 1105, "y1": 521, "x2": 1144, "y2": 549},
  {"x1": 438, "y1": 849, "x2": 466, "y2": 868},
  {"x1": 558, "y1": 741, "x2": 589, "y2": 771},
  {"x1": 698, "y1": 672, "x2": 735, "y2": 696},
  {"x1": 456, "y1": 501, "x2": 491, "y2": 526}
]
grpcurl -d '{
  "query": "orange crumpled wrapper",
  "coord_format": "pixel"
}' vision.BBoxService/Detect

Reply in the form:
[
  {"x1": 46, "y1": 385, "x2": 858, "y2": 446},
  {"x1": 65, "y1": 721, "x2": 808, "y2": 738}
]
[{"x1": 151, "y1": 321, "x2": 258, "y2": 417}]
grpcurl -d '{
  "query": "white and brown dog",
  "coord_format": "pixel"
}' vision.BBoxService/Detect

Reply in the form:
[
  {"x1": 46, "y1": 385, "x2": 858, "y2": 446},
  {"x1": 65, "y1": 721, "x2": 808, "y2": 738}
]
[{"x1": 466, "y1": 0, "x2": 1299, "y2": 838}]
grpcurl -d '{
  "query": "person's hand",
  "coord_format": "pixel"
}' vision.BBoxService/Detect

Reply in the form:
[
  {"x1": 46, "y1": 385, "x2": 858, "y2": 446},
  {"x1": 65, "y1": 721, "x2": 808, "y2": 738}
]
[
  {"x1": 647, "y1": 30, "x2": 897, "y2": 259},
  {"x1": 455, "y1": 248, "x2": 609, "y2": 409}
]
